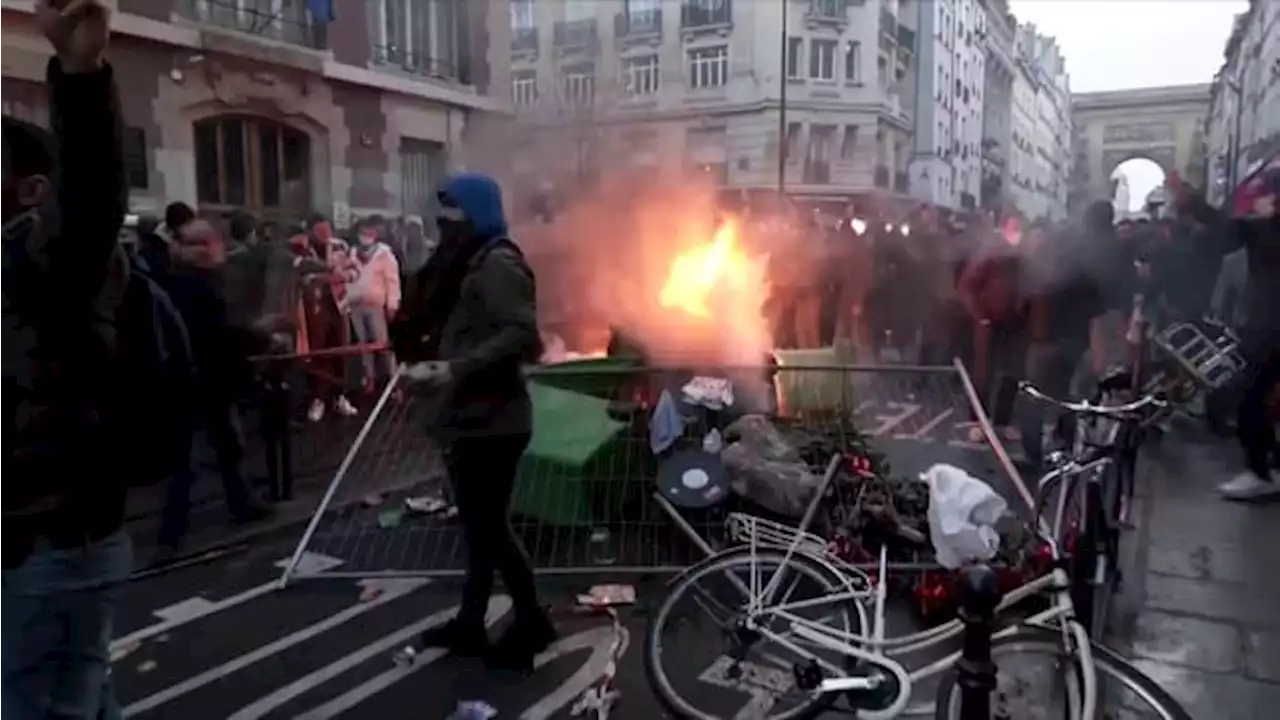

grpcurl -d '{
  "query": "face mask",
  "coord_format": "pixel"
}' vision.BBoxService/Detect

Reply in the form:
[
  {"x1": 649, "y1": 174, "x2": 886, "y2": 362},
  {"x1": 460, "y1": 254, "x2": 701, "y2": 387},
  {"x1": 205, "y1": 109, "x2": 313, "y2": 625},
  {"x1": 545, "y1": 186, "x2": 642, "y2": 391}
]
[{"x1": 359, "y1": 233, "x2": 376, "y2": 246}]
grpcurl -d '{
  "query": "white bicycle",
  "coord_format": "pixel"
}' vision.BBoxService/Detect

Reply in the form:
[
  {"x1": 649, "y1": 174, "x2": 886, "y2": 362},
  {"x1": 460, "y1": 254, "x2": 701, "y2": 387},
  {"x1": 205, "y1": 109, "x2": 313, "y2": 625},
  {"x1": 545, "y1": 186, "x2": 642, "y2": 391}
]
[{"x1": 643, "y1": 458, "x2": 1191, "y2": 719}]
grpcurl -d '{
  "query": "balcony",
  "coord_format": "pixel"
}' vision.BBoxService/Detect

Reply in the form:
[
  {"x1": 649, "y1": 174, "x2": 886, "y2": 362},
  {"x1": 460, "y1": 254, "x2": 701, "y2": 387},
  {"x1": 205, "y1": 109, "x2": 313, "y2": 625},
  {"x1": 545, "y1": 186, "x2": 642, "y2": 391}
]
[
  {"x1": 615, "y1": 9, "x2": 663, "y2": 41},
  {"x1": 807, "y1": 0, "x2": 848, "y2": 26},
  {"x1": 553, "y1": 19, "x2": 599, "y2": 52},
  {"x1": 511, "y1": 26, "x2": 539, "y2": 55},
  {"x1": 179, "y1": 0, "x2": 320, "y2": 49},
  {"x1": 681, "y1": 0, "x2": 732, "y2": 31},
  {"x1": 370, "y1": 45, "x2": 459, "y2": 81}
]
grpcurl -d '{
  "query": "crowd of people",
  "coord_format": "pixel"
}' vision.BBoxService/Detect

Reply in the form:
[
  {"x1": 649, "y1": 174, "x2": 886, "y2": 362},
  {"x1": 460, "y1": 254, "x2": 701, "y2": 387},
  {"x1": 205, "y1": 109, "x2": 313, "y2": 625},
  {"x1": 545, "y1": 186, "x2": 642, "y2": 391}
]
[
  {"x1": 3, "y1": 3, "x2": 1277, "y2": 719},
  {"x1": 4, "y1": 4, "x2": 551, "y2": 716},
  {"x1": 757, "y1": 187, "x2": 1278, "y2": 501}
]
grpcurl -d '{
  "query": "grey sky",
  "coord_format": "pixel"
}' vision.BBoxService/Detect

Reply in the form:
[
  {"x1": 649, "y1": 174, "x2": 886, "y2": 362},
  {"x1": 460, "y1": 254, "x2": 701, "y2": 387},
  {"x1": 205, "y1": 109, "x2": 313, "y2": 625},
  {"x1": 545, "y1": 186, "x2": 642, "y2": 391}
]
[{"x1": 1008, "y1": 0, "x2": 1248, "y2": 93}]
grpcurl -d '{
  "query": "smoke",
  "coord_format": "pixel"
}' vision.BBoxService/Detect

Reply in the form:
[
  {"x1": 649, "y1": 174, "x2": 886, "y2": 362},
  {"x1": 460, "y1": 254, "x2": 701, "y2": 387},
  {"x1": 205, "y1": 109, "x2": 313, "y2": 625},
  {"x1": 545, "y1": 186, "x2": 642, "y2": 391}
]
[{"x1": 512, "y1": 164, "x2": 774, "y2": 381}]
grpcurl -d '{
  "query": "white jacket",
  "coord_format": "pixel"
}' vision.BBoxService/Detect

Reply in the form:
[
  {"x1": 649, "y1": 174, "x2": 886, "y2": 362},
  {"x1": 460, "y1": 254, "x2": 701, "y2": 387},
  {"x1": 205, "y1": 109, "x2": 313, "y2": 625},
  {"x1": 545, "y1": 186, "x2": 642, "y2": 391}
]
[{"x1": 346, "y1": 242, "x2": 401, "y2": 314}]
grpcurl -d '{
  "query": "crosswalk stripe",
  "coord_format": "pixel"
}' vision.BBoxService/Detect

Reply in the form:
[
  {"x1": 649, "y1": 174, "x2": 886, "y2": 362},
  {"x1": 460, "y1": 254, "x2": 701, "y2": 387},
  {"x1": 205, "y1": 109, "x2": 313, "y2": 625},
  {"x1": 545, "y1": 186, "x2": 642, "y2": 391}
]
[
  {"x1": 228, "y1": 595, "x2": 511, "y2": 720},
  {"x1": 122, "y1": 578, "x2": 427, "y2": 717},
  {"x1": 112, "y1": 552, "x2": 344, "y2": 652}
]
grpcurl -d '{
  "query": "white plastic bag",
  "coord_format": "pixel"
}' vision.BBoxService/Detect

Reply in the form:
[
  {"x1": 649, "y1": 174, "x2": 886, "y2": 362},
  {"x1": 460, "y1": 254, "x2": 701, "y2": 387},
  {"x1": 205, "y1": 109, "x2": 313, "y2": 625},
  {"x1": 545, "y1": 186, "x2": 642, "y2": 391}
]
[{"x1": 921, "y1": 464, "x2": 1008, "y2": 569}]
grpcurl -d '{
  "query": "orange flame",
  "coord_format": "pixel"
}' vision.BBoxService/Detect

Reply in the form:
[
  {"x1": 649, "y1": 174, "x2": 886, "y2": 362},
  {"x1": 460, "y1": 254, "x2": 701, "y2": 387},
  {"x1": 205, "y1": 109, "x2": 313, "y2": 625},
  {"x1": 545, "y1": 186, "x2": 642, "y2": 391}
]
[{"x1": 658, "y1": 219, "x2": 759, "y2": 319}]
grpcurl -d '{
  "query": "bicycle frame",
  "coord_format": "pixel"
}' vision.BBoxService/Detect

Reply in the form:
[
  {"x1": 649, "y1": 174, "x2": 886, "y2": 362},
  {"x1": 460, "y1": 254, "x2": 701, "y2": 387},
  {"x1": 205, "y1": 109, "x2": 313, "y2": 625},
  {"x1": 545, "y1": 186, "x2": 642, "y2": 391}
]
[{"x1": 727, "y1": 537, "x2": 1097, "y2": 720}]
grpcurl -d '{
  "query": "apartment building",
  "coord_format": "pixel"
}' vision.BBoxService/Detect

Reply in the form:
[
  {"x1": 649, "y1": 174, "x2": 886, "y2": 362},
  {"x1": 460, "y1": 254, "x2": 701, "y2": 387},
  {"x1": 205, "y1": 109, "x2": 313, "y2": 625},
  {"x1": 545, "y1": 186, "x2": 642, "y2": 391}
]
[
  {"x1": 1006, "y1": 21, "x2": 1070, "y2": 221},
  {"x1": 1, "y1": 0, "x2": 509, "y2": 221},
  {"x1": 907, "y1": 0, "x2": 986, "y2": 210},
  {"x1": 505, "y1": 0, "x2": 915, "y2": 200},
  {"x1": 978, "y1": 0, "x2": 1014, "y2": 212},
  {"x1": 1205, "y1": 0, "x2": 1280, "y2": 206}
]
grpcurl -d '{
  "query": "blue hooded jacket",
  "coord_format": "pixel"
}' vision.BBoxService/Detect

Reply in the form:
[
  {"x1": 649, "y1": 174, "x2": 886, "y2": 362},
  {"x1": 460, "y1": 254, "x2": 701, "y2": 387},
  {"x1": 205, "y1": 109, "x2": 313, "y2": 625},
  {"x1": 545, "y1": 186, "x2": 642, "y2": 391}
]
[{"x1": 437, "y1": 172, "x2": 509, "y2": 242}]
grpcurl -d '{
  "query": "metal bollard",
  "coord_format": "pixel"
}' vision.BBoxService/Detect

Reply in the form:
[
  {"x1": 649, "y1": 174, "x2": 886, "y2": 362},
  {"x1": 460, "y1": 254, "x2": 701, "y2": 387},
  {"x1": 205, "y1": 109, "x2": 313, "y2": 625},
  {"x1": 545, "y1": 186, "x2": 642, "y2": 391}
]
[{"x1": 956, "y1": 563, "x2": 1003, "y2": 720}]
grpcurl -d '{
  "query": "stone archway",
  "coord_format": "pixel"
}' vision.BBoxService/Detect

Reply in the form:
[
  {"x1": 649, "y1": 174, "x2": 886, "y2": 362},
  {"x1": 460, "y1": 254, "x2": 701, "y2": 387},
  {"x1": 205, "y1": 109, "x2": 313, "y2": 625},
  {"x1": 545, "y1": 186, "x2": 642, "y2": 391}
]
[{"x1": 1102, "y1": 147, "x2": 1176, "y2": 186}]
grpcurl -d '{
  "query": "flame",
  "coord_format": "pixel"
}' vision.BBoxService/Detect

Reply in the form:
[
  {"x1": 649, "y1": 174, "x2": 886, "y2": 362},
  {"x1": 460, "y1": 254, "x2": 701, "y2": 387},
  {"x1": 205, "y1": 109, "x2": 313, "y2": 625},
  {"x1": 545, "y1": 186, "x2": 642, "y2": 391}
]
[{"x1": 658, "y1": 219, "x2": 757, "y2": 319}]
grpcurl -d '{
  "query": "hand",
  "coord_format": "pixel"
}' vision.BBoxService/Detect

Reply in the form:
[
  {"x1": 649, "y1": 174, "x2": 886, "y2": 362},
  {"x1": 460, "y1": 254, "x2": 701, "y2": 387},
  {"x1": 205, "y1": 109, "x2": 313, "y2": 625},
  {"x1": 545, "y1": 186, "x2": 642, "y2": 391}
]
[
  {"x1": 38, "y1": 0, "x2": 110, "y2": 73},
  {"x1": 402, "y1": 361, "x2": 451, "y2": 386}
]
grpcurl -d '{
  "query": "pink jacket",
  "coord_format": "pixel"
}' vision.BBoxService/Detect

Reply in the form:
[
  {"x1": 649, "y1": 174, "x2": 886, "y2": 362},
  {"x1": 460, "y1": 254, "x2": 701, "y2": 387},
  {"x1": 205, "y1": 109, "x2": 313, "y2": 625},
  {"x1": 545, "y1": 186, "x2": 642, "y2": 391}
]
[{"x1": 346, "y1": 242, "x2": 402, "y2": 314}]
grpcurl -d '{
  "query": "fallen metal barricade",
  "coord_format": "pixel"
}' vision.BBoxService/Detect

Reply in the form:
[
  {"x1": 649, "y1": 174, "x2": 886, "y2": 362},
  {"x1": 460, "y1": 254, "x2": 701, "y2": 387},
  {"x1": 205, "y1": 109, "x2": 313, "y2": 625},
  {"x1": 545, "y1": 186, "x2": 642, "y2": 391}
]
[{"x1": 278, "y1": 355, "x2": 1031, "y2": 586}]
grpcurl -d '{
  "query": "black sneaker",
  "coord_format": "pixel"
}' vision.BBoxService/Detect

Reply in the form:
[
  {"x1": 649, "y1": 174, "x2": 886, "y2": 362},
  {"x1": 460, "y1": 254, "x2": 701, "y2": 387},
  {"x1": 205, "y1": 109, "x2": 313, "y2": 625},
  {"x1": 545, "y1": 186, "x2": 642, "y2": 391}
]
[
  {"x1": 486, "y1": 610, "x2": 557, "y2": 671},
  {"x1": 420, "y1": 618, "x2": 488, "y2": 657}
]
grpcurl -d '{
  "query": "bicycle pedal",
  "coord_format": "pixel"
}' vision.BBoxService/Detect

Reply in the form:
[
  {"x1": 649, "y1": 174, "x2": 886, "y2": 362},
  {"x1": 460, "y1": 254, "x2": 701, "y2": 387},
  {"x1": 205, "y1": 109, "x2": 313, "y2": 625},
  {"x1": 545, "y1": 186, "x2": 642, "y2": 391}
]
[{"x1": 792, "y1": 660, "x2": 823, "y2": 691}]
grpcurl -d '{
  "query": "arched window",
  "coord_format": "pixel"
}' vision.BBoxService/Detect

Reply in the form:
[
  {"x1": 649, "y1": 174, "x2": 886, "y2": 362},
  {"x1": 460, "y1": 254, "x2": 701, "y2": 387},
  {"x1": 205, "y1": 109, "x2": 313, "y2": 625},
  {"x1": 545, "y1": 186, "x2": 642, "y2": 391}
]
[{"x1": 194, "y1": 116, "x2": 311, "y2": 216}]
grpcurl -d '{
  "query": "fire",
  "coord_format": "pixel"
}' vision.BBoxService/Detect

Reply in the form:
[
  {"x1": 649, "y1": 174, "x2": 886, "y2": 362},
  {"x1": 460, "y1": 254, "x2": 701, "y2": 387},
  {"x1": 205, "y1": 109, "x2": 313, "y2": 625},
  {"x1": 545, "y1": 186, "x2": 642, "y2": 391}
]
[{"x1": 659, "y1": 219, "x2": 757, "y2": 318}]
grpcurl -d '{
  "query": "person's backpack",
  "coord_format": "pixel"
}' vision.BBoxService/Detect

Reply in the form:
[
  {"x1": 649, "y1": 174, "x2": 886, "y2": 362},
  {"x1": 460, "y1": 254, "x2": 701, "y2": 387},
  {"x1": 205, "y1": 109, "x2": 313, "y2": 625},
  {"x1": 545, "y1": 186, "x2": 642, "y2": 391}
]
[{"x1": 116, "y1": 262, "x2": 198, "y2": 485}]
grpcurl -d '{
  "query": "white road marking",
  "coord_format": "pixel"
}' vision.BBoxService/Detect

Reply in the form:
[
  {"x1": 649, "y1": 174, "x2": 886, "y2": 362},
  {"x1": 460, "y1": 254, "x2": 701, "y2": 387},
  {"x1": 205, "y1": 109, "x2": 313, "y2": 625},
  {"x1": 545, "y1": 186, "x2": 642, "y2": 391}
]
[
  {"x1": 520, "y1": 625, "x2": 632, "y2": 720},
  {"x1": 895, "y1": 407, "x2": 955, "y2": 441},
  {"x1": 698, "y1": 655, "x2": 796, "y2": 720},
  {"x1": 229, "y1": 594, "x2": 510, "y2": 720},
  {"x1": 122, "y1": 578, "x2": 427, "y2": 717},
  {"x1": 111, "y1": 552, "x2": 344, "y2": 653},
  {"x1": 296, "y1": 623, "x2": 630, "y2": 720},
  {"x1": 865, "y1": 402, "x2": 923, "y2": 438}
]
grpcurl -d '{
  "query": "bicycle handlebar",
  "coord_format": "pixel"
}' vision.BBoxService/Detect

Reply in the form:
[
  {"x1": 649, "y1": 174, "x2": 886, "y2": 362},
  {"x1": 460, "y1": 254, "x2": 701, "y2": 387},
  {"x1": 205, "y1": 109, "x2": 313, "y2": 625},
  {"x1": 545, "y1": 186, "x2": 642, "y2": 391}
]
[{"x1": 1018, "y1": 381, "x2": 1167, "y2": 418}]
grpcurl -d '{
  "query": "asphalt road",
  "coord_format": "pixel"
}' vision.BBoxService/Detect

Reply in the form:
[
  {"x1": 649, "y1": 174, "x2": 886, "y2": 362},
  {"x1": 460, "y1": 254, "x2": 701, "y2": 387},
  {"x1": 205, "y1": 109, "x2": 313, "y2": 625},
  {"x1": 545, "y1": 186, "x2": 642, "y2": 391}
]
[{"x1": 112, "y1": 524, "x2": 961, "y2": 720}]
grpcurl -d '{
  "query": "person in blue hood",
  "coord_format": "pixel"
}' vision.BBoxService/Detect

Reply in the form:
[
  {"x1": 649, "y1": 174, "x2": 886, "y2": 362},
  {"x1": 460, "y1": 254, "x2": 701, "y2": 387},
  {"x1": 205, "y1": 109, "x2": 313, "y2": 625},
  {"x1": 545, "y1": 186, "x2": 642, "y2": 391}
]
[{"x1": 392, "y1": 172, "x2": 552, "y2": 668}]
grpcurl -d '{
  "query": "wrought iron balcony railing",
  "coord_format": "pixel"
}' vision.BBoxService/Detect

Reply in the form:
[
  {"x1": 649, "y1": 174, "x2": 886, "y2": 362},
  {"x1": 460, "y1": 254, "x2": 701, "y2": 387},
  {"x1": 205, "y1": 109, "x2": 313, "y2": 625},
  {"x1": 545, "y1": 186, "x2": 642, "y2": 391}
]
[
  {"x1": 681, "y1": 0, "x2": 732, "y2": 30},
  {"x1": 616, "y1": 9, "x2": 663, "y2": 39},
  {"x1": 181, "y1": 0, "x2": 320, "y2": 49}
]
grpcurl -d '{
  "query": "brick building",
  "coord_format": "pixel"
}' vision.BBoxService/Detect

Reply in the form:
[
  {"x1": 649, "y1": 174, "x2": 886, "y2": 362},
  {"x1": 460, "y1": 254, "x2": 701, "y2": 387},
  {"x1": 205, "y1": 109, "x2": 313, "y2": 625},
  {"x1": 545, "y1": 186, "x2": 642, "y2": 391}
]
[{"x1": 0, "y1": 0, "x2": 511, "y2": 223}]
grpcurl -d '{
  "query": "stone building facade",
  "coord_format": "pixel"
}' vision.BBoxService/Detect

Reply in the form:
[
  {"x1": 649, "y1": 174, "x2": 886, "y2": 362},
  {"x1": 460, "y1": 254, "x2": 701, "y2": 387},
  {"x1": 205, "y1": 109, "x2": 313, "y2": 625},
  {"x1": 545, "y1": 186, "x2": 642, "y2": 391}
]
[{"x1": 0, "y1": 0, "x2": 511, "y2": 225}]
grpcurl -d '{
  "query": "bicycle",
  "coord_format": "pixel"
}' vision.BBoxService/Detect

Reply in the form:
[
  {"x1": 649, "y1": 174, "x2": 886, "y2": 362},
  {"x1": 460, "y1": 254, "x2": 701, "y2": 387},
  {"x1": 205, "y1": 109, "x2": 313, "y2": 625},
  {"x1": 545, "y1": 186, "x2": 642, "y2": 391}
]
[
  {"x1": 643, "y1": 409, "x2": 1186, "y2": 719},
  {"x1": 1019, "y1": 380, "x2": 1167, "y2": 645}
]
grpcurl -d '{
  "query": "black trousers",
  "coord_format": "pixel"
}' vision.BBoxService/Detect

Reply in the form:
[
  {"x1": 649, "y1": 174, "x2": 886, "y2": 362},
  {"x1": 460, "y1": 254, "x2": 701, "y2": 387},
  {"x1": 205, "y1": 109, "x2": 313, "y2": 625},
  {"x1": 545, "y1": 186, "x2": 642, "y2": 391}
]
[
  {"x1": 448, "y1": 432, "x2": 539, "y2": 623},
  {"x1": 1237, "y1": 350, "x2": 1280, "y2": 479}
]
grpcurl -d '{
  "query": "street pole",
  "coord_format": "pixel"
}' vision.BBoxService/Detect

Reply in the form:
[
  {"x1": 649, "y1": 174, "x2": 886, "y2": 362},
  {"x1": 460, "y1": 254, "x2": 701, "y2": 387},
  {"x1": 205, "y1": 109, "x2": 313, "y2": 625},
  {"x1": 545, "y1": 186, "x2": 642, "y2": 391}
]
[
  {"x1": 1228, "y1": 76, "x2": 1244, "y2": 191},
  {"x1": 776, "y1": 0, "x2": 789, "y2": 198}
]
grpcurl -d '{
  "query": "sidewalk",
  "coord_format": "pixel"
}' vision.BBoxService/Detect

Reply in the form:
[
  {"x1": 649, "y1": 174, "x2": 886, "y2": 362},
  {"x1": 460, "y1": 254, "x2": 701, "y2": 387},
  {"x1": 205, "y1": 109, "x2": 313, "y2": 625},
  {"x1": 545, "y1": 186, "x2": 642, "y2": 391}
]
[{"x1": 1110, "y1": 427, "x2": 1280, "y2": 719}]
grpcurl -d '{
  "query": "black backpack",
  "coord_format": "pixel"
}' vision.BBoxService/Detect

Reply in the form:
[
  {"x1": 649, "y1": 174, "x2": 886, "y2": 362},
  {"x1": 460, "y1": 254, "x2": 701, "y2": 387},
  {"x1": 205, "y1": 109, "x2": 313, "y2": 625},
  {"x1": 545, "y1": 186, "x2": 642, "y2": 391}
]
[{"x1": 115, "y1": 262, "x2": 198, "y2": 485}]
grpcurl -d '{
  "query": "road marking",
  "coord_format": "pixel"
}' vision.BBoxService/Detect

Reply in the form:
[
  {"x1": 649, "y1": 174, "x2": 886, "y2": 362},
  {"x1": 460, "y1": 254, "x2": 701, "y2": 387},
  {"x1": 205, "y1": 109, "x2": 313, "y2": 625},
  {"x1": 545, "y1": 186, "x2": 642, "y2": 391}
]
[
  {"x1": 895, "y1": 407, "x2": 955, "y2": 441},
  {"x1": 122, "y1": 578, "x2": 426, "y2": 717},
  {"x1": 229, "y1": 594, "x2": 510, "y2": 720},
  {"x1": 297, "y1": 623, "x2": 631, "y2": 720},
  {"x1": 111, "y1": 552, "x2": 344, "y2": 653},
  {"x1": 698, "y1": 655, "x2": 796, "y2": 720},
  {"x1": 521, "y1": 625, "x2": 632, "y2": 720},
  {"x1": 865, "y1": 402, "x2": 922, "y2": 438}
]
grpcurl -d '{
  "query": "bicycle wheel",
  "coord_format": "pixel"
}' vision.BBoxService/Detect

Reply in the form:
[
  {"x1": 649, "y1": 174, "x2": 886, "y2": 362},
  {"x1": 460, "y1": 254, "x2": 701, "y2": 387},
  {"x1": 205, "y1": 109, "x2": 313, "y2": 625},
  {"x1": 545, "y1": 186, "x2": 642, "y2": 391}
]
[
  {"x1": 933, "y1": 627, "x2": 1192, "y2": 720},
  {"x1": 645, "y1": 547, "x2": 864, "y2": 720}
]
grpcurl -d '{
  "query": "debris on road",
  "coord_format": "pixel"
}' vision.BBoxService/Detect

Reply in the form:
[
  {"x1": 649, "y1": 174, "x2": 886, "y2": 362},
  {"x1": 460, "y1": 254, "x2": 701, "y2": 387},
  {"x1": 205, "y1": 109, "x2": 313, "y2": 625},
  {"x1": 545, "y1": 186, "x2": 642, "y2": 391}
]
[
  {"x1": 377, "y1": 507, "x2": 405, "y2": 529},
  {"x1": 359, "y1": 585, "x2": 385, "y2": 603},
  {"x1": 576, "y1": 584, "x2": 636, "y2": 609},
  {"x1": 449, "y1": 700, "x2": 499, "y2": 719},
  {"x1": 362, "y1": 493, "x2": 383, "y2": 507},
  {"x1": 137, "y1": 660, "x2": 158, "y2": 674}
]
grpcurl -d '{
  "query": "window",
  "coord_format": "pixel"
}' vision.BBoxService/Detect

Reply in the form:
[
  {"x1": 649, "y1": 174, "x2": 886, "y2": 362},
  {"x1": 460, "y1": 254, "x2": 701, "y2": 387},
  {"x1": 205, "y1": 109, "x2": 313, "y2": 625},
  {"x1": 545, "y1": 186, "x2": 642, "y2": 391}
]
[
  {"x1": 510, "y1": 0, "x2": 534, "y2": 30},
  {"x1": 840, "y1": 124, "x2": 859, "y2": 160},
  {"x1": 124, "y1": 127, "x2": 149, "y2": 190},
  {"x1": 400, "y1": 137, "x2": 445, "y2": 219},
  {"x1": 784, "y1": 122, "x2": 803, "y2": 161},
  {"x1": 565, "y1": 0, "x2": 597, "y2": 22},
  {"x1": 561, "y1": 63, "x2": 596, "y2": 107},
  {"x1": 194, "y1": 116, "x2": 310, "y2": 214},
  {"x1": 623, "y1": 54, "x2": 661, "y2": 97},
  {"x1": 809, "y1": 39, "x2": 836, "y2": 80},
  {"x1": 805, "y1": 124, "x2": 835, "y2": 183},
  {"x1": 512, "y1": 69, "x2": 538, "y2": 106},
  {"x1": 372, "y1": 0, "x2": 459, "y2": 79},
  {"x1": 787, "y1": 37, "x2": 803, "y2": 79},
  {"x1": 844, "y1": 41, "x2": 861, "y2": 83},
  {"x1": 688, "y1": 45, "x2": 729, "y2": 89},
  {"x1": 192, "y1": 0, "x2": 312, "y2": 45}
]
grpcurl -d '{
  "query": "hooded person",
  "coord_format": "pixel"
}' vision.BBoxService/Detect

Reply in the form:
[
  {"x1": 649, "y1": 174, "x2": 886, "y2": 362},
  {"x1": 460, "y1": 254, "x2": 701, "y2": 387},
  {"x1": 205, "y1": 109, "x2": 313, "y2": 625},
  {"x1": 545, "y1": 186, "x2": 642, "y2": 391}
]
[{"x1": 392, "y1": 172, "x2": 552, "y2": 668}]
